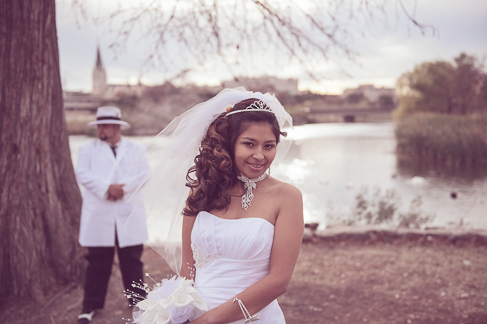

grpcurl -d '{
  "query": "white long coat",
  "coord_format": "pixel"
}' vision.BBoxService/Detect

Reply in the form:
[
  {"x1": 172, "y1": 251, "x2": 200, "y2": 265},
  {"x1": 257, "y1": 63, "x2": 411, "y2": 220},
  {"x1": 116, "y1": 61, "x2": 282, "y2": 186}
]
[{"x1": 76, "y1": 137, "x2": 149, "y2": 248}]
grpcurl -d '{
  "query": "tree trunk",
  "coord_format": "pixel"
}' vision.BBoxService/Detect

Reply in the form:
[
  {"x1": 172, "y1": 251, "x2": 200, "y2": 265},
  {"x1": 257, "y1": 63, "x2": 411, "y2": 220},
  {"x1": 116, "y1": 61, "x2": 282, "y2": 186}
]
[{"x1": 0, "y1": 0, "x2": 84, "y2": 301}]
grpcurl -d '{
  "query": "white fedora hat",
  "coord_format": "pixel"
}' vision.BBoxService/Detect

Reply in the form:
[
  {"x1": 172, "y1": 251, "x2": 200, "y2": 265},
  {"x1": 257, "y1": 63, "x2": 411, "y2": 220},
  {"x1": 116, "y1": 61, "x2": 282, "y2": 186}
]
[{"x1": 87, "y1": 106, "x2": 131, "y2": 129}]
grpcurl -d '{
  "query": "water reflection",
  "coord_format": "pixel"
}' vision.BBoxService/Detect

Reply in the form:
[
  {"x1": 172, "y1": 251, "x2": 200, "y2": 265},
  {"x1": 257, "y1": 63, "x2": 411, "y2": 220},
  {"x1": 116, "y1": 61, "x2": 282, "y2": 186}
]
[
  {"x1": 69, "y1": 122, "x2": 487, "y2": 232},
  {"x1": 272, "y1": 122, "x2": 487, "y2": 230},
  {"x1": 398, "y1": 160, "x2": 487, "y2": 183}
]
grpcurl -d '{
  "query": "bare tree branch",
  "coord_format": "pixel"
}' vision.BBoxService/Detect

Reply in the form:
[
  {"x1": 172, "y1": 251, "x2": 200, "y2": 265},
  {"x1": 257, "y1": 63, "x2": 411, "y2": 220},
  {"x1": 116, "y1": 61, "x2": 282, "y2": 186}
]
[
  {"x1": 397, "y1": 0, "x2": 436, "y2": 36},
  {"x1": 71, "y1": 0, "x2": 432, "y2": 82}
]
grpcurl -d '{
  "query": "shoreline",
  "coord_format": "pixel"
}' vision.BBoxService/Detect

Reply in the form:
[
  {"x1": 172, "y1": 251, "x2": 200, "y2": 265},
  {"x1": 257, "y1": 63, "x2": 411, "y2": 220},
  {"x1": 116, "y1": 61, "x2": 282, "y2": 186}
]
[{"x1": 303, "y1": 225, "x2": 487, "y2": 245}]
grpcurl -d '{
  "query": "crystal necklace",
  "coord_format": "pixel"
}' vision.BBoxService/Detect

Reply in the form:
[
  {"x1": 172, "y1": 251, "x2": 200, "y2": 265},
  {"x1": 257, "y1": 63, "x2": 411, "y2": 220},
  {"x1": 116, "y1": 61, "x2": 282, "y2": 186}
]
[{"x1": 237, "y1": 171, "x2": 267, "y2": 211}]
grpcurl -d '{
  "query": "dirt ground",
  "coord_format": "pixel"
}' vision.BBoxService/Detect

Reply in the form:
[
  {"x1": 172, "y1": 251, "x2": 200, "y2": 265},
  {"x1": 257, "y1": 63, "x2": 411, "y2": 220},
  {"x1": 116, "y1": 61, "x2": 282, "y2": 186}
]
[{"x1": 2, "y1": 231, "x2": 487, "y2": 324}]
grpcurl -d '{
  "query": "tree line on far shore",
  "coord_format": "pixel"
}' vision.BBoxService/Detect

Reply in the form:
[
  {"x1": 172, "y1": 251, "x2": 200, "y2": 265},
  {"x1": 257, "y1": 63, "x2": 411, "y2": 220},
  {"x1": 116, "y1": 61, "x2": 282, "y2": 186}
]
[
  {"x1": 394, "y1": 53, "x2": 487, "y2": 167},
  {"x1": 396, "y1": 53, "x2": 486, "y2": 117}
]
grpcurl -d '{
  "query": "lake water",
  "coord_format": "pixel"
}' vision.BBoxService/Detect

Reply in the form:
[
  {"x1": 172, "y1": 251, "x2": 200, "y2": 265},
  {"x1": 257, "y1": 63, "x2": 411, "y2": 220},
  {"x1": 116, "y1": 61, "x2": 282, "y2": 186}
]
[{"x1": 69, "y1": 122, "x2": 487, "y2": 231}]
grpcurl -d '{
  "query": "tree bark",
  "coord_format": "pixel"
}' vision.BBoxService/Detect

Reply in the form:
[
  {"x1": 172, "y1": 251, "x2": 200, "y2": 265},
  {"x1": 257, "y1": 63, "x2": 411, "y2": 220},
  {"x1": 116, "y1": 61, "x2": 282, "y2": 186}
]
[{"x1": 0, "y1": 0, "x2": 83, "y2": 301}]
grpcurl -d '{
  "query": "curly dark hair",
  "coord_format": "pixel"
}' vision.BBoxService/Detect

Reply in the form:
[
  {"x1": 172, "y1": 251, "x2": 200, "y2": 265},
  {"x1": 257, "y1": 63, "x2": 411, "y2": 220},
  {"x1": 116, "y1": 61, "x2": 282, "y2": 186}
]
[{"x1": 183, "y1": 98, "x2": 287, "y2": 216}]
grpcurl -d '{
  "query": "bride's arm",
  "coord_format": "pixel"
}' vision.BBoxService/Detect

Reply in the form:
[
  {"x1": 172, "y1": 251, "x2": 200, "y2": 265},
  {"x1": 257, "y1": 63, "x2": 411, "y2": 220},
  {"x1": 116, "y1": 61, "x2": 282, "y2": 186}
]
[
  {"x1": 181, "y1": 187, "x2": 198, "y2": 279},
  {"x1": 181, "y1": 214, "x2": 197, "y2": 279},
  {"x1": 191, "y1": 184, "x2": 304, "y2": 324}
]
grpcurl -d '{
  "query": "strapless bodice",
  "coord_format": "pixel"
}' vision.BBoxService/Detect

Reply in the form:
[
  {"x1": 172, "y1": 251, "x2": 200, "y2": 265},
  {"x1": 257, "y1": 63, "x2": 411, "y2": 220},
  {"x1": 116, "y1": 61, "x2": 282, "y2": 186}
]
[{"x1": 191, "y1": 211, "x2": 285, "y2": 323}]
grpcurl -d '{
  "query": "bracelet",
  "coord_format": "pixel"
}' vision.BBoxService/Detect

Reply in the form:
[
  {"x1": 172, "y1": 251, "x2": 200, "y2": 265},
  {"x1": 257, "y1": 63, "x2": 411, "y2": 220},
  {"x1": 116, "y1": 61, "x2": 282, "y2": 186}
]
[{"x1": 232, "y1": 297, "x2": 260, "y2": 324}]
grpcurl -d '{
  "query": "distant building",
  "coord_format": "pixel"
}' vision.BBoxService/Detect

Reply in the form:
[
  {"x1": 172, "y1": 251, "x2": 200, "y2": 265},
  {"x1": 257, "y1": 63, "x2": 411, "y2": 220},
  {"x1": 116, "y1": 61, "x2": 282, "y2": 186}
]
[
  {"x1": 64, "y1": 47, "x2": 149, "y2": 113},
  {"x1": 92, "y1": 46, "x2": 147, "y2": 99},
  {"x1": 92, "y1": 46, "x2": 107, "y2": 96},
  {"x1": 222, "y1": 76, "x2": 299, "y2": 95},
  {"x1": 66, "y1": 46, "x2": 299, "y2": 108},
  {"x1": 342, "y1": 84, "x2": 397, "y2": 105}
]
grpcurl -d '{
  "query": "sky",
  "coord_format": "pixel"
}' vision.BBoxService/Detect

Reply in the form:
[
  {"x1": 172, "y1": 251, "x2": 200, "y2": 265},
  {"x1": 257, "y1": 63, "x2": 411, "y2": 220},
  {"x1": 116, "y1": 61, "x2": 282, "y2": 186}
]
[{"x1": 56, "y1": 0, "x2": 487, "y2": 95}]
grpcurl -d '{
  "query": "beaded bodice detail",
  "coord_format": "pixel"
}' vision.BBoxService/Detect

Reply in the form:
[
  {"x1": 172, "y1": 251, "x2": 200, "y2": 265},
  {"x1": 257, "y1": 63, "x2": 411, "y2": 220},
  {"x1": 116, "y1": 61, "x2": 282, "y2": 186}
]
[{"x1": 191, "y1": 242, "x2": 219, "y2": 269}]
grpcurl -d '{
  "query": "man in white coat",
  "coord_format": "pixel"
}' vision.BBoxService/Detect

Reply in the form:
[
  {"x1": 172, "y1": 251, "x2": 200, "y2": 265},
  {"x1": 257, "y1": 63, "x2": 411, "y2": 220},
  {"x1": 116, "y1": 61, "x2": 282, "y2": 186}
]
[{"x1": 76, "y1": 106, "x2": 149, "y2": 324}]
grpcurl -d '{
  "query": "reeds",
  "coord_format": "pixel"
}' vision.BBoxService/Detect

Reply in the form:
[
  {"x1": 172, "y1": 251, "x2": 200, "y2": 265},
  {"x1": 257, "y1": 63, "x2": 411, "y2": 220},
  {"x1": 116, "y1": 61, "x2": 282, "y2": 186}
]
[{"x1": 395, "y1": 113, "x2": 487, "y2": 166}]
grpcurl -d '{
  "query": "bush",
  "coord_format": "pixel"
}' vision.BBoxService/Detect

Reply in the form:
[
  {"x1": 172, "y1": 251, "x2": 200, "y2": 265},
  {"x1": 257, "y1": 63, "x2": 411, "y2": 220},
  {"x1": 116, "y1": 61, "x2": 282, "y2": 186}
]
[
  {"x1": 397, "y1": 196, "x2": 435, "y2": 229},
  {"x1": 352, "y1": 187, "x2": 399, "y2": 225},
  {"x1": 326, "y1": 187, "x2": 435, "y2": 229}
]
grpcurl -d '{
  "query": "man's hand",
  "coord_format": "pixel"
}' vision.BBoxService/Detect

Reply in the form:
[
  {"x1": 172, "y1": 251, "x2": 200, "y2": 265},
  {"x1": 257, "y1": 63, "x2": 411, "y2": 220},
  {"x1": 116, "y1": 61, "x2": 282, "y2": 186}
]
[{"x1": 107, "y1": 184, "x2": 125, "y2": 201}]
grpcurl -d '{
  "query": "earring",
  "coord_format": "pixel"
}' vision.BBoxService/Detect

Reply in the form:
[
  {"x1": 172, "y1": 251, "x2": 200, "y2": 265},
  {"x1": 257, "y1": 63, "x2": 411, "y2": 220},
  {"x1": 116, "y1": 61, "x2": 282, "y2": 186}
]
[{"x1": 267, "y1": 167, "x2": 271, "y2": 179}]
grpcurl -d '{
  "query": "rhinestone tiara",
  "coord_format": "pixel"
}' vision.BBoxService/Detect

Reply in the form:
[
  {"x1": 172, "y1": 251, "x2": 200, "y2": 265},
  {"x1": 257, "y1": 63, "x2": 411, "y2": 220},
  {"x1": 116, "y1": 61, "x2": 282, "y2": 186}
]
[{"x1": 226, "y1": 100, "x2": 274, "y2": 116}]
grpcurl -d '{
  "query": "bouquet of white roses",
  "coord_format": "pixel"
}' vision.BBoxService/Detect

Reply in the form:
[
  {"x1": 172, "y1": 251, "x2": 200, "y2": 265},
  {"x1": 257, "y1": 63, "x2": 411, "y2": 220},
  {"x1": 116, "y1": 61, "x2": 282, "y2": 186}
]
[{"x1": 125, "y1": 274, "x2": 208, "y2": 324}]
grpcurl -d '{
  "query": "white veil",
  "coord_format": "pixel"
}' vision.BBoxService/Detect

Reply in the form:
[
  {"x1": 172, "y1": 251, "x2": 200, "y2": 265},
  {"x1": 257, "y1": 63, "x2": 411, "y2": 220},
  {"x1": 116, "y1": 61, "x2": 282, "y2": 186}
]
[{"x1": 124, "y1": 87, "x2": 293, "y2": 275}]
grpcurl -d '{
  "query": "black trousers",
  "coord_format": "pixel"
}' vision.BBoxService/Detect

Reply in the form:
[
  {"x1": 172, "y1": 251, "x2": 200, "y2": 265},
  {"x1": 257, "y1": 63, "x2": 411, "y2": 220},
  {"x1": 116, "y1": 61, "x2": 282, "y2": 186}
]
[{"x1": 82, "y1": 237, "x2": 144, "y2": 311}]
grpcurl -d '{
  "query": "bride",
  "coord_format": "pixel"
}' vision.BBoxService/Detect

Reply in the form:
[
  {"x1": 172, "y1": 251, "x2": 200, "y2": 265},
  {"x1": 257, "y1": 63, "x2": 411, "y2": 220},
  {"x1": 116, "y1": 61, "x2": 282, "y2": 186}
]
[{"x1": 129, "y1": 88, "x2": 303, "y2": 324}]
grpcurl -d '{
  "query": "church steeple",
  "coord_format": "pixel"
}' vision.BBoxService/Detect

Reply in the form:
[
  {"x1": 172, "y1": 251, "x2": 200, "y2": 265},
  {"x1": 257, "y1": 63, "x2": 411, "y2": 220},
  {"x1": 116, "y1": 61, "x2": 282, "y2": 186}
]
[
  {"x1": 95, "y1": 46, "x2": 103, "y2": 68},
  {"x1": 92, "y1": 45, "x2": 107, "y2": 96}
]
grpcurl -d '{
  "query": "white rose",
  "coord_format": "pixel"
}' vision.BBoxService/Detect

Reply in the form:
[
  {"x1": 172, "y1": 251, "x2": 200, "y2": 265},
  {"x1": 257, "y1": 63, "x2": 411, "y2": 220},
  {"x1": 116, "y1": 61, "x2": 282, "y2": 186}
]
[{"x1": 133, "y1": 275, "x2": 208, "y2": 324}]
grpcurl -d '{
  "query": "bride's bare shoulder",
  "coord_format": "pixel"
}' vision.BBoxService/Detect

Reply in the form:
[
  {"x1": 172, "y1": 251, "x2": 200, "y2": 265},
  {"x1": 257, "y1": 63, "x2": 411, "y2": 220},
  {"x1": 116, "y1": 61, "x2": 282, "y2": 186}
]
[
  {"x1": 270, "y1": 178, "x2": 302, "y2": 200},
  {"x1": 269, "y1": 179, "x2": 303, "y2": 224}
]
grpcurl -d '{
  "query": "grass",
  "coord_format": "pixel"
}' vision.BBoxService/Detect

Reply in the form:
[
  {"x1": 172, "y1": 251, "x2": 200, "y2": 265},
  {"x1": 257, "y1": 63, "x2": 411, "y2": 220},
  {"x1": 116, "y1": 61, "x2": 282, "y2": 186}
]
[{"x1": 395, "y1": 113, "x2": 487, "y2": 166}]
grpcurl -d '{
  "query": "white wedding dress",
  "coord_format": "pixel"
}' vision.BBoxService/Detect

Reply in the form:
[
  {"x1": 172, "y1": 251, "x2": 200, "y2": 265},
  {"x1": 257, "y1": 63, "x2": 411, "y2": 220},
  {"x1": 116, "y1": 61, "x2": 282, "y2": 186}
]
[{"x1": 191, "y1": 211, "x2": 286, "y2": 324}]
